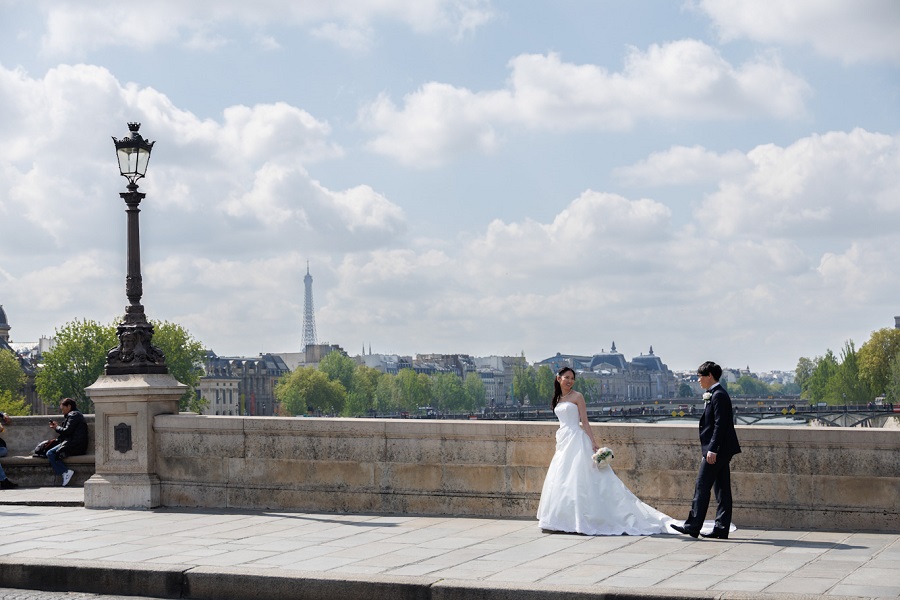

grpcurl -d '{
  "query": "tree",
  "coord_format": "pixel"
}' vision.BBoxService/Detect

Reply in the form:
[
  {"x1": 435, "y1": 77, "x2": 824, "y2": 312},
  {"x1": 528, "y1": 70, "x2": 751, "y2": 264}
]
[
  {"x1": 151, "y1": 320, "x2": 207, "y2": 412},
  {"x1": 275, "y1": 367, "x2": 345, "y2": 416},
  {"x1": 826, "y1": 340, "x2": 874, "y2": 405},
  {"x1": 374, "y1": 372, "x2": 397, "y2": 415},
  {"x1": 431, "y1": 372, "x2": 466, "y2": 413},
  {"x1": 0, "y1": 349, "x2": 26, "y2": 405},
  {"x1": 36, "y1": 318, "x2": 207, "y2": 413},
  {"x1": 858, "y1": 328, "x2": 900, "y2": 396},
  {"x1": 0, "y1": 389, "x2": 30, "y2": 416},
  {"x1": 463, "y1": 372, "x2": 486, "y2": 411},
  {"x1": 394, "y1": 369, "x2": 430, "y2": 412},
  {"x1": 535, "y1": 365, "x2": 555, "y2": 404},
  {"x1": 795, "y1": 357, "x2": 816, "y2": 391},
  {"x1": 730, "y1": 375, "x2": 771, "y2": 397},
  {"x1": 318, "y1": 351, "x2": 356, "y2": 392},
  {"x1": 801, "y1": 351, "x2": 838, "y2": 404},
  {"x1": 574, "y1": 377, "x2": 598, "y2": 402},
  {"x1": 886, "y1": 350, "x2": 900, "y2": 404},
  {"x1": 512, "y1": 364, "x2": 538, "y2": 406},
  {"x1": 678, "y1": 382, "x2": 693, "y2": 398},
  {"x1": 35, "y1": 319, "x2": 117, "y2": 412},
  {"x1": 345, "y1": 364, "x2": 381, "y2": 417}
]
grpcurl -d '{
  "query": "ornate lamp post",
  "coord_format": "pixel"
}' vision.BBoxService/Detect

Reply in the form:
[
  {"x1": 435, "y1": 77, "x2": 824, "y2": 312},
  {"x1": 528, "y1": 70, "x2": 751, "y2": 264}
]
[{"x1": 105, "y1": 123, "x2": 168, "y2": 375}]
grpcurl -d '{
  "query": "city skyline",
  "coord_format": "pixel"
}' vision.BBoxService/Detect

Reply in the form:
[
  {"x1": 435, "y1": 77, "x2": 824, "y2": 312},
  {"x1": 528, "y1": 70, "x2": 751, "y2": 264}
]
[{"x1": 1, "y1": 2, "x2": 898, "y2": 373}]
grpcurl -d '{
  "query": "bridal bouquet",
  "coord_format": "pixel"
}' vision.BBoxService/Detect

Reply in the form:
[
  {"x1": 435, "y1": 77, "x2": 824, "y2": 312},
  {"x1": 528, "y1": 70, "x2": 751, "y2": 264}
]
[{"x1": 592, "y1": 447, "x2": 614, "y2": 468}]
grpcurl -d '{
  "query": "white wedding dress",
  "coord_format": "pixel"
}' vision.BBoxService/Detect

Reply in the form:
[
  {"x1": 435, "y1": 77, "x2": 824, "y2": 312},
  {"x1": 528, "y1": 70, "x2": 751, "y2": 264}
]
[{"x1": 537, "y1": 401, "x2": 677, "y2": 536}]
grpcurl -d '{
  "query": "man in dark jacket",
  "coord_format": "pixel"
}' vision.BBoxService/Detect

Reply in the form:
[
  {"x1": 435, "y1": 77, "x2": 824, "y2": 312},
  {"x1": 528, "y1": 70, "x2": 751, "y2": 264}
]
[
  {"x1": 0, "y1": 411, "x2": 19, "y2": 489},
  {"x1": 46, "y1": 398, "x2": 89, "y2": 487},
  {"x1": 671, "y1": 361, "x2": 741, "y2": 539}
]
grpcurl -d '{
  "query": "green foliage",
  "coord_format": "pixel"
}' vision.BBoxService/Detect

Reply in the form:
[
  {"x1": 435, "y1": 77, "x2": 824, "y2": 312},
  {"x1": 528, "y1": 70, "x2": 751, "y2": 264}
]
[
  {"x1": 795, "y1": 356, "x2": 816, "y2": 391},
  {"x1": 35, "y1": 318, "x2": 117, "y2": 412},
  {"x1": 0, "y1": 389, "x2": 30, "y2": 415},
  {"x1": 393, "y1": 369, "x2": 431, "y2": 412},
  {"x1": 800, "y1": 351, "x2": 838, "y2": 404},
  {"x1": 275, "y1": 367, "x2": 345, "y2": 416},
  {"x1": 729, "y1": 375, "x2": 772, "y2": 397},
  {"x1": 886, "y1": 351, "x2": 900, "y2": 404},
  {"x1": 150, "y1": 320, "x2": 208, "y2": 412},
  {"x1": 0, "y1": 349, "x2": 26, "y2": 405},
  {"x1": 464, "y1": 372, "x2": 486, "y2": 410},
  {"x1": 431, "y1": 372, "x2": 466, "y2": 412},
  {"x1": 678, "y1": 382, "x2": 693, "y2": 398},
  {"x1": 35, "y1": 318, "x2": 207, "y2": 414},
  {"x1": 343, "y1": 364, "x2": 381, "y2": 417},
  {"x1": 318, "y1": 351, "x2": 356, "y2": 392},
  {"x1": 374, "y1": 372, "x2": 397, "y2": 414},
  {"x1": 574, "y1": 377, "x2": 597, "y2": 402},
  {"x1": 512, "y1": 363, "x2": 538, "y2": 405},
  {"x1": 858, "y1": 328, "x2": 900, "y2": 396},
  {"x1": 800, "y1": 328, "x2": 900, "y2": 405},
  {"x1": 535, "y1": 365, "x2": 555, "y2": 404},
  {"x1": 825, "y1": 341, "x2": 874, "y2": 405}
]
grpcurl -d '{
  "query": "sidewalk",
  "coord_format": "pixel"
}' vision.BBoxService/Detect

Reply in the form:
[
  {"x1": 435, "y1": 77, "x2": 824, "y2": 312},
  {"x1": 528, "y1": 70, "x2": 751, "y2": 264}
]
[{"x1": 1, "y1": 488, "x2": 898, "y2": 600}]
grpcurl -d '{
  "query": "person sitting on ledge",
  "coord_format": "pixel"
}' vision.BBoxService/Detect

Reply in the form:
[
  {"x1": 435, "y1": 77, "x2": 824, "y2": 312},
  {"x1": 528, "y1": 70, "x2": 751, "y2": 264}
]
[
  {"x1": 0, "y1": 411, "x2": 19, "y2": 489},
  {"x1": 47, "y1": 398, "x2": 89, "y2": 487}
]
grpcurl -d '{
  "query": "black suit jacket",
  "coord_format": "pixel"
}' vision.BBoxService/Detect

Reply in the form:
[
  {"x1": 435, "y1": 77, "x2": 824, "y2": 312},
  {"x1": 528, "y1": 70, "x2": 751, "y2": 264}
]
[{"x1": 699, "y1": 385, "x2": 741, "y2": 458}]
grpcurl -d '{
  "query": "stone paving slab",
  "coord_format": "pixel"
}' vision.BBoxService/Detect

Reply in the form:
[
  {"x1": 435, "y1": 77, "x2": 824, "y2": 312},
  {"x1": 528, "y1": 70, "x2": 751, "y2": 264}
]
[{"x1": 0, "y1": 488, "x2": 898, "y2": 599}]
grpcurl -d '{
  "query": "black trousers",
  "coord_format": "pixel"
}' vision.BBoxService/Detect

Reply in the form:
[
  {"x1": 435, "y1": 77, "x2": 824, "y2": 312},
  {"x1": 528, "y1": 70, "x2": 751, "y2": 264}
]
[{"x1": 685, "y1": 454, "x2": 733, "y2": 532}]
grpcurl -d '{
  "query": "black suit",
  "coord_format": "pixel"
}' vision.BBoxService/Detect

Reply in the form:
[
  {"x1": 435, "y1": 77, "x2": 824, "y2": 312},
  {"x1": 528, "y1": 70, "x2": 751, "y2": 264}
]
[{"x1": 685, "y1": 383, "x2": 741, "y2": 533}]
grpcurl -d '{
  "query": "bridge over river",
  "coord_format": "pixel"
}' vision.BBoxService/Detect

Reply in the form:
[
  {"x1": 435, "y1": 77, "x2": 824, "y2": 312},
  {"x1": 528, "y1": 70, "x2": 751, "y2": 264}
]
[{"x1": 467, "y1": 400, "x2": 900, "y2": 428}]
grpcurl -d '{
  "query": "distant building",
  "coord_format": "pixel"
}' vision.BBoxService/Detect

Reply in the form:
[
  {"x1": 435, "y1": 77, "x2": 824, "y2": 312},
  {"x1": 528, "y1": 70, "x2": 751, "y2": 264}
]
[
  {"x1": 199, "y1": 352, "x2": 290, "y2": 416},
  {"x1": 0, "y1": 306, "x2": 43, "y2": 414},
  {"x1": 473, "y1": 355, "x2": 526, "y2": 406},
  {"x1": 536, "y1": 342, "x2": 677, "y2": 402}
]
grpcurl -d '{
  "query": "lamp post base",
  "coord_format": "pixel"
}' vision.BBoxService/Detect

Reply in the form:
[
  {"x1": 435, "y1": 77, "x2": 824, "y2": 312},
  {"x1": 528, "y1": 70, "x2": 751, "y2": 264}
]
[{"x1": 105, "y1": 316, "x2": 167, "y2": 375}]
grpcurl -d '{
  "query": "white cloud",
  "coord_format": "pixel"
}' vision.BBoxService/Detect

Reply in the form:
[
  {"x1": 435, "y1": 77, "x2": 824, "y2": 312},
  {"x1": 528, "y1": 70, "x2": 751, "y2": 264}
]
[
  {"x1": 0, "y1": 60, "x2": 407, "y2": 349},
  {"x1": 361, "y1": 41, "x2": 809, "y2": 167},
  {"x1": 614, "y1": 146, "x2": 753, "y2": 186},
  {"x1": 700, "y1": 129, "x2": 900, "y2": 238},
  {"x1": 36, "y1": 0, "x2": 495, "y2": 55},
  {"x1": 310, "y1": 22, "x2": 374, "y2": 52},
  {"x1": 695, "y1": 0, "x2": 900, "y2": 65}
]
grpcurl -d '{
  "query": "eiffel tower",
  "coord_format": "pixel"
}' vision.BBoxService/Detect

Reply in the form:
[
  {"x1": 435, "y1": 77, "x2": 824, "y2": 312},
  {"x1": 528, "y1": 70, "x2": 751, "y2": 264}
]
[{"x1": 302, "y1": 262, "x2": 317, "y2": 350}]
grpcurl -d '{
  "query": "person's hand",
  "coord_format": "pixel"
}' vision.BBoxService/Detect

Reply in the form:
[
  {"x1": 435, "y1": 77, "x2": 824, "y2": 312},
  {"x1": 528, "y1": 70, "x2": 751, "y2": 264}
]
[
  {"x1": 706, "y1": 451, "x2": 717, "y2": 464},
  {"x1": 49, "y1": 420, "x2": 57, "y2": 429},
  {"x1": 592, "y1": 442, "x2": 600, "y2": 452},
  {"x1": 1, "y1": 414, "x2": 10, "y2": 425}
]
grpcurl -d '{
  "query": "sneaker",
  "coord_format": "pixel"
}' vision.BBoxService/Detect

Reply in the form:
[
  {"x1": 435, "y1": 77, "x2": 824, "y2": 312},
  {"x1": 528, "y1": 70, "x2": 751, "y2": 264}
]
[
  {"x1": 0, "y1": 478, "x2": 17, "y2": 489},
  {"x1": 61, "y1": 470, "x2": 75, "y2": 487}
]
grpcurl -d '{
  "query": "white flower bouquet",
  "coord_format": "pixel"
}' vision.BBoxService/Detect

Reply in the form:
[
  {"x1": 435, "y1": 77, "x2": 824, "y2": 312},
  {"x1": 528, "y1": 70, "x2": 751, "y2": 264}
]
[
  {"x1": 703, "y1": 392, "x2": 712, "y2": 403},
  {"x1": 592, "y1": 446, "x2": 614, "y2": 468}
]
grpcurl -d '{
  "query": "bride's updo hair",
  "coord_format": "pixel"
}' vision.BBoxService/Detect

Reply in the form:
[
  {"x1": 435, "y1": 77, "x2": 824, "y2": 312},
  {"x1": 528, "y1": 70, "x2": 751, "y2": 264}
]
[{"x1": 552, "y1": 366, "x2": 575, "y2": 410}]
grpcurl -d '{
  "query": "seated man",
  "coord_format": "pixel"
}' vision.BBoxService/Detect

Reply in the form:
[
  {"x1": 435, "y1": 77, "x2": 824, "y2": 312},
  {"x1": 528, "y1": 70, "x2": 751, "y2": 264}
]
[
  {"x1": 47, "y1": 398, "x2": 89, "y2": 487},
  {"x1": 0, "y1": 411, "x2": 18, "y2": 489}
]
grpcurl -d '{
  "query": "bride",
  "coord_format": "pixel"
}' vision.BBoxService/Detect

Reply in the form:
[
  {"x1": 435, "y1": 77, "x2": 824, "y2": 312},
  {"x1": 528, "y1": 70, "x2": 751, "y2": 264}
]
[{"x1": 536, "y1": 366, "x2": 677, "y2": 535}]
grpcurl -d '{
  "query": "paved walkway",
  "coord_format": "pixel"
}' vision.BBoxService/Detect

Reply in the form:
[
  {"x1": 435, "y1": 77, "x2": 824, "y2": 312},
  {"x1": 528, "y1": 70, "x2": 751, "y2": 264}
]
[{"x1": 1, "y1": 488, "x2": 898, "y2": 600}]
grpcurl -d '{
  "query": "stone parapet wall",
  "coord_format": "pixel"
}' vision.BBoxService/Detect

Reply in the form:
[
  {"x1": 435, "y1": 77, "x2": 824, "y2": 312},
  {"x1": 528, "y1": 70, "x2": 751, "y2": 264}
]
[{"x1": 154, "y1": 415, "x2": 900, "y2": 531}]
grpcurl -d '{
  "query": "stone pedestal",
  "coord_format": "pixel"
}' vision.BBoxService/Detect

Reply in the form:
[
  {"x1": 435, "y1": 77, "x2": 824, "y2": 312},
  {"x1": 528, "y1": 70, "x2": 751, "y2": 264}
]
[{"x1": 84, "y1": 373, "x2": 186, "y2": 509}]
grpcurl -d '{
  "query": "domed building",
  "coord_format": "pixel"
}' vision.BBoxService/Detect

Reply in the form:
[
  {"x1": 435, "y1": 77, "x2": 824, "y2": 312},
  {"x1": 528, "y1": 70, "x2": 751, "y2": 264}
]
[
  {"x1": 0, "y1": 304, "x2": 11, "y2": 348},
  {"x1": 0, "y1": 305, "x2": 43, "y2": 414},
  {"x1": 537, "y1": 342, "x2": 676, "y2": 403}
]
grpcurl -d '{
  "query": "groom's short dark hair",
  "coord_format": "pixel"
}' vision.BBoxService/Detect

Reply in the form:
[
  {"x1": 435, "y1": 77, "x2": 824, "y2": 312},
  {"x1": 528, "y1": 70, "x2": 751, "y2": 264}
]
[{"x1": 697, "y1": 361, "x2": 722, "y2": 381}]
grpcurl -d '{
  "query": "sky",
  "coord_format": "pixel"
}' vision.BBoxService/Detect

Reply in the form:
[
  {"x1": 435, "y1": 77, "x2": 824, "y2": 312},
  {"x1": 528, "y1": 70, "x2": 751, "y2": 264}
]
[{"x1": 1, "y1": 1, "x2": 899, "y2": 373}]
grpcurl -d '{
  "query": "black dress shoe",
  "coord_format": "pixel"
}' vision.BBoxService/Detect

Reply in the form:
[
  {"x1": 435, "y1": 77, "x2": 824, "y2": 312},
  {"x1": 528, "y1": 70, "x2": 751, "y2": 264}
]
[
  {"x1": 670, "y1": 524, "x2": 699, "y2": 538},
  {"x1": 700, "y1": 528, "x2": 729, "y2": 539}
]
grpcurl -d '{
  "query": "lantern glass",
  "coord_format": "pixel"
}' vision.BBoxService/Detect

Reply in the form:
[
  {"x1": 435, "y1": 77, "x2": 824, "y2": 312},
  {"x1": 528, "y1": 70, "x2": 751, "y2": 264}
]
[{"x1": 113, "y1": 123, "x2": 154, "y2": 183}]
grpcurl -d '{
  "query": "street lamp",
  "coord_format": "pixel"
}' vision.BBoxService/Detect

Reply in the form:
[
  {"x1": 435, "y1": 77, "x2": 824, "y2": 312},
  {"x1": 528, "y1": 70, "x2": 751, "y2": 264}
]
[{"x1": 105, "y1": 122, "x2": 168, "y2": 375}]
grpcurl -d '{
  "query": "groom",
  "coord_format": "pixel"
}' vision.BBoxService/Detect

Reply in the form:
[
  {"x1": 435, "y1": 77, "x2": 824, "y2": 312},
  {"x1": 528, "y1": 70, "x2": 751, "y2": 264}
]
[{"x1": 671, "y1": 361, "x2": 741, "y2": 539}]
